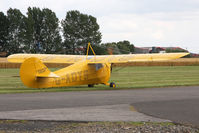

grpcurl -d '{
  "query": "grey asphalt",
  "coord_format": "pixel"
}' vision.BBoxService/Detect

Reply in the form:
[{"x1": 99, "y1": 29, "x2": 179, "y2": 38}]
[
  {"x1": 133, "y1": 99, "x2": 199, "y2": 126},
  {"x1": 0, "y1": 86, "x2": 199, "y2": 126}
]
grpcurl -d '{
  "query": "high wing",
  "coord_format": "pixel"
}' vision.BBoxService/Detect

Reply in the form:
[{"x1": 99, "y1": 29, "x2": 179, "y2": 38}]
[
  {"x1": 87, "y1": 53, "x2": 189, "y2": 63},
  {"x1": 7, "y1": 53, "x2": 189, "y2": 64},
  {"x1": 7, "y1": 54, "x2": 85, "y2": 63}
]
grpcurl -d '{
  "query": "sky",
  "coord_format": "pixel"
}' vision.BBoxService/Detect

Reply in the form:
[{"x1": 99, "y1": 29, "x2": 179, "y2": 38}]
[{"x1": 1, "y1": 0, "x2": 199, "y2": 53}]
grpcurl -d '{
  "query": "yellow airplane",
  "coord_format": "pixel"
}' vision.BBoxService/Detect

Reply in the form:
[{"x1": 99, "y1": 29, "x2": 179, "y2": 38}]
[{"x1": 7, "y1": 43, "x2": 189, "y2": 89}]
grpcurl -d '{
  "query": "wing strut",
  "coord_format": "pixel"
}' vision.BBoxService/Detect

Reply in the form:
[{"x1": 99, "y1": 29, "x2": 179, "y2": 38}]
[{"x1": 86, "y1": 42, "x2": 96, "y2": 60}]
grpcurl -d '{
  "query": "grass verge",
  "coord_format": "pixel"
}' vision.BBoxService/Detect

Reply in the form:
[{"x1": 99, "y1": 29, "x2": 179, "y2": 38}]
[{"x1": 0, "y1": 66, "x2": 199, "y2": 93}]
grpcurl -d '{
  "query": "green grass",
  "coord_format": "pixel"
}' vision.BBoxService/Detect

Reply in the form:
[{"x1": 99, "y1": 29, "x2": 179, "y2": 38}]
[{"x1": 0, "y1": 66, "x2": 199, "y2": 93}]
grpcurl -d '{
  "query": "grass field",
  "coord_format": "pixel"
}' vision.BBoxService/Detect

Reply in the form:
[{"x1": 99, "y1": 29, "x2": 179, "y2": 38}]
[{"x1": 0, "y1": 66, "x2": 199, "y2": 93}]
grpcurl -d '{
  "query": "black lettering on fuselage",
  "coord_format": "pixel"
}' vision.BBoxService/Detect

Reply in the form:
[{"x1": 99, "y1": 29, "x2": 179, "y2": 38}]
[
  {"x1": 71, "y1": 72, "x2": 77, "y2": 82},
  {"x1": 66, "y1": 74, "x2": 70, "y2": 83},
  {"x1": 77, "y1": 71, "x2": 82, "y2": 81},
  {"x1": 61, "y1": 77, "x2": 66, "y2": 81},
  {"x1": 83, "y1": 70, "x2": 88, "y2": 80},
  {"x1": 54, "y1": 78, "x2": 61, "y2": 85},
  {"x1": 55, "y1": 70, "x2": 89, "y2": 85}
]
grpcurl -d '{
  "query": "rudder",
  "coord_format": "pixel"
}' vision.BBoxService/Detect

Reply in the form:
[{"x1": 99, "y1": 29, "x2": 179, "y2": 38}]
[{"x1": 20, "y1": 57, "x2": 52, "y2": 88}]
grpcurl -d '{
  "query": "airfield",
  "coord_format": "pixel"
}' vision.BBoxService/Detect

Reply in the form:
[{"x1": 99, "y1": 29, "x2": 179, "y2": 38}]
[
  {"x1": 0, "y1": 86, "x2": 198, "y2": 123},
  {"x1": 0, "y1": 58, "x2": 199, "y2": 131}
]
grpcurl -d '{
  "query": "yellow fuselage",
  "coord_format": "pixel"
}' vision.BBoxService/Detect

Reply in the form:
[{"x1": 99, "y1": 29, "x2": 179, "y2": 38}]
[
  {"x1": 52, "y1": 61, "x2": 111, "y2": 88},
  {"x1": 20, "y1": 58, "x2": 111, "y2": 88}
]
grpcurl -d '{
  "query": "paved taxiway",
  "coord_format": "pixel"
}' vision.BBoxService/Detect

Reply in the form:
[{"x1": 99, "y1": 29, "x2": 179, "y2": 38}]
[{"x1": 0, "y1": 86, "x2": 198, "y2": 126}]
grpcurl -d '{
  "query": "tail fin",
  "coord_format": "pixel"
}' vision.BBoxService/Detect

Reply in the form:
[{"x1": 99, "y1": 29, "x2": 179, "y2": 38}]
[{"x1": 20, "y1": 57, "x2": 58, "y2": 88}]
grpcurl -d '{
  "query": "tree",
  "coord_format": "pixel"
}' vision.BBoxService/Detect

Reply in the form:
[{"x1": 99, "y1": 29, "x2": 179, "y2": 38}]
[
  {"x1": 7, "y1": 8, "x2": 27, "y2": 54},
  {"x1": 61, "y1": 10, "x2": 102, "y2": 54},
  {"x1": 25, "y1": 7, "x2": 43, "y2": 53},
  {"x1": 26, "y1": 7, "x2": 62, "y2": 53},
  {"x1": 103, "y1": 42, "x2": 120, "y2": 55},
  {"x1": 0, "y1": 12, "x2": 9, "y2": 53},
  {"x1": 89, "y1": 44, "x2": 108, "y2": 55},
  {"x1": 116, "y1": 40, "x2": 134, "y2": 54},
  {"x1": 101, "y1": 40, "x2": 135, "y2": 55},
  {"x1": 166, "y1": 48, "x2": 188, "y2": 53}
]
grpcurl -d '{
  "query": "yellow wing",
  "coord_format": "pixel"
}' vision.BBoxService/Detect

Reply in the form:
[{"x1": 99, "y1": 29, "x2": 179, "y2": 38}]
[
  {"x1": 7, "y1": 53, "x2": 189, "y2": 64},
  {"x1": 88, "y1": 53, "x2": 190, "y2": 63},
  {"x1": 7, "y1": 54, "x2": 85, "y2": 63}
]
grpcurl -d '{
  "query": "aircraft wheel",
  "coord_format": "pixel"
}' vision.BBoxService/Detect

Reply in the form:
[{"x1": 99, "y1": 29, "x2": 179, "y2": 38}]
[
  {"x1": 110, "y1": 82, "x2": 116, "y2": 88},
  {"x1": 88, "y1": 84, "x2": 94, "y2": 87}
]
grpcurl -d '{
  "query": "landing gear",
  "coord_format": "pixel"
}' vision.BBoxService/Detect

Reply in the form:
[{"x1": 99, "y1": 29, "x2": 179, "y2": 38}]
[
  {"x1": 109, "y1": 82, "x2": 116, "y2": 88},
  {"x1": 88, "y1": 84, "x2": 94, "y2": 87}
]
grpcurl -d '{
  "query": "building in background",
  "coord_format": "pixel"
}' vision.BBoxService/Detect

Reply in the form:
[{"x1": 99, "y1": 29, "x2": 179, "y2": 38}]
[{"x1": 134, "y1": 46, "x2": 188, "y2": 54}]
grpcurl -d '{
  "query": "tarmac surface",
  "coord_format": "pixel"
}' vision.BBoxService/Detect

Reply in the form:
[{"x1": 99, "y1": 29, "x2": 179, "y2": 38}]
[{"x1": 0, "y1": 86, "x2": 199, "y2": 126}]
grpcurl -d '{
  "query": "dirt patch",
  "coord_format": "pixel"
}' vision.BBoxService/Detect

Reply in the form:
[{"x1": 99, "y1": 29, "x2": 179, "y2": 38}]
[{"x1": 0, "y1": 120, "x2": 198, "y2": 133}]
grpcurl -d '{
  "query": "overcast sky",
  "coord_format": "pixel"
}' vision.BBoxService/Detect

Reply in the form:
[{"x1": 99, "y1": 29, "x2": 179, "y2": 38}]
[{"x1": 1, "y1": 0, "x2": 199, "y2": 53}]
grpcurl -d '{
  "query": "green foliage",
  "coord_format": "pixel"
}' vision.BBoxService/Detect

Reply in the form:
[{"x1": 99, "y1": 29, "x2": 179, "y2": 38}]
[
  {"x1": 89, "y1": 44, "x2": 108, "y2": 55},
  {"x1": 0, "y1": 12, "x2": 9, "y2": 52},
  {"x1": 166, "y1": 48, "x2": 187, "y2": 53},
  {"x1": 116, "y1": 40, "x2": 134, "y2": 54},
  {"x1": 103, "y1": 42, "x2": 120, "y2": 54},
  {"x1": 166, "y1": 48, "x2": 190, "y2": 57},
  {"x1": 25, "y1": 7, "x2": 43, "y2": 53},
  {"x1": 61, "y1": 10, "x2": 102, "y2": 54},
  {"x1": 26, "y1": 7, "x2": 62, "y2": 53},
  {"x1": 101, "y1": 40, "x2": 135, "y2": 55},
  {"x1": 42, "y1": 8, "x2": 62, "y2": 53},
  {"x1": 1, "y1": 8, "x2": 136, "y2": 55},
  {"x1": 0, "y1": 7, "x2": 62, "y2": 54},
  {"x1": 7, "y1": 8, "x2": 27, "y2": 54}
]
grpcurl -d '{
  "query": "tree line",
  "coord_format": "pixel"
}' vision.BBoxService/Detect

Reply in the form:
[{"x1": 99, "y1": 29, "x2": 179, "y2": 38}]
[{"x1": 0, "y1": 7, "x2": 134, "y2": 56}]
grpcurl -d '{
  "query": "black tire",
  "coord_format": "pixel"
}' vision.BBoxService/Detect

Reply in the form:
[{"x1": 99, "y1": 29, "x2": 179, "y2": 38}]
[
  {"x1": 88, "y1": 84, "x2": 94, "y2": 87},
  {"x1": 110, "y1": 82, "x2": 116, "y2": 88}
]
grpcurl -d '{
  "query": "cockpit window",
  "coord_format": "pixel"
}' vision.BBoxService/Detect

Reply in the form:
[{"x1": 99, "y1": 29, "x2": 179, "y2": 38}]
[{"x1": 95, "y1": 63, "x2": 103, "y2": 71}]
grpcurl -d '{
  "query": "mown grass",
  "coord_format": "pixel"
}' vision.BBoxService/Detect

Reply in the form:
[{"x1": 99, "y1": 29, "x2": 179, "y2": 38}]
[{"x1": 0, "y1": 66, "x2": 199, "y2": 93}]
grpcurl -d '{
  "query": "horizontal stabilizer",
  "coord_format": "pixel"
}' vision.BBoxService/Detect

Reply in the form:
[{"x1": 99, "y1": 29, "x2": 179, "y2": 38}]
[{"x1": 36, "y1": 72, "x2": 59, "y2": 78}]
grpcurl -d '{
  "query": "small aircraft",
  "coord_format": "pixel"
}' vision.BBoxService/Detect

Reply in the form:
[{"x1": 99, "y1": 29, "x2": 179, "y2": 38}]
[{"x1": 7, "y1": 43, "x2": 189, "y2": 89}]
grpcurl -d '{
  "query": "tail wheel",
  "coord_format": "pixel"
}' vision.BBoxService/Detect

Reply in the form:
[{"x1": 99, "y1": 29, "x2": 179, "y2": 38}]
[
  {"x1": 88, "y1": 84, "x2": 94, "y2": 87},
  {"x1": 110, "y1": 82, "x2": 116, "y2": 88}
]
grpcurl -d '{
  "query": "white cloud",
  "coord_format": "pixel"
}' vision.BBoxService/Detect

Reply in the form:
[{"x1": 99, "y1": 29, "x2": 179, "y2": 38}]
[
  {"x1": 99, "y1": 11, "x2": 199, "y2": 53},
  {"x1": 1, "y1": 0, "x2": 199, "y2": 53}
]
